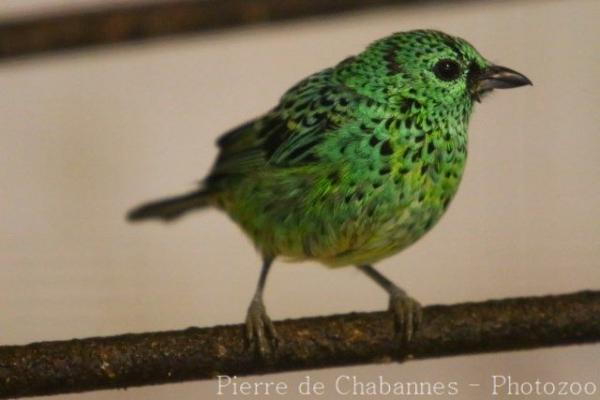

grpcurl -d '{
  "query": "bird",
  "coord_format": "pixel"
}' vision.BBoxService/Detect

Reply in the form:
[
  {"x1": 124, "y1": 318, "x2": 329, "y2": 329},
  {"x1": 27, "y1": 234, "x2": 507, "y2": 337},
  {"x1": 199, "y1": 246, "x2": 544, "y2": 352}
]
[{"x1": 128, "y1": 29, "x2": 531, "y2": 356}]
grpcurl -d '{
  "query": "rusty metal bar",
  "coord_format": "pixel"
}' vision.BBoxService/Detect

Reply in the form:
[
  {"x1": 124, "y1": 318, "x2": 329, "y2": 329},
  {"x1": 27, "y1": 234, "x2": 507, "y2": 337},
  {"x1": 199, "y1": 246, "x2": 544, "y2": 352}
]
[
  {"x1": 0, "y1": 0, "x2": 461, "y2": 61},
  {"x1": 0, "y1": 290, "x2": 598, "y2": 398}
]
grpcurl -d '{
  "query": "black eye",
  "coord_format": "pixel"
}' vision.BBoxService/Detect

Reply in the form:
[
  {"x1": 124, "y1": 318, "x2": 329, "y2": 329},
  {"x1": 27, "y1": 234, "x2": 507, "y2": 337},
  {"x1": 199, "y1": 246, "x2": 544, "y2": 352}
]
[{"x1": 433, "y1": 59, "x2": 462, "y2": 81}]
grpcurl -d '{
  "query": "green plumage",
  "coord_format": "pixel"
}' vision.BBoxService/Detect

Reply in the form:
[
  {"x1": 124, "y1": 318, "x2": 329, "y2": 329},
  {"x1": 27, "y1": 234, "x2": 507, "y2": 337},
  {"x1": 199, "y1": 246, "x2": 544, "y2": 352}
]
[
  {"x1": 129, "y1": 29, "x2": 531, "y2": 352},
  {"x1": 133, "y1": 30, "x2": 486, "y2": 265}
]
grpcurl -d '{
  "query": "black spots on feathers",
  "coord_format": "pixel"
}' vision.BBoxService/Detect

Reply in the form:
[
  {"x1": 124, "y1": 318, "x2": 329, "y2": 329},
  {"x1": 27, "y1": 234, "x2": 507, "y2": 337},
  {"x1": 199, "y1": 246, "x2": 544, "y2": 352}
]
[
  {"x1": 327, "y1": 170, "x2": 341, "y2": 185},
  {"x1": 427, "y1": 141, "x2": 436, "y2": 154},
  {"x1": 369, "y1": 135, "x2": 380, "y2": 147},
  {"x1": 263, "y1": 120, "x2": 291, "y2": 159},
  {"x1": 379, "y1": 166, "x2": 391, "y2": 176},
  {"x1": 414, "y1": 133, "x2": 425, "y2": 143},
  {"x1": 399, "y1": 98, "x2": 421, "y2": 114},
  {"x1": 384, "y1": 43, "x2": 403, "y2": 75},
  {"x1": 380, "y1": 140, "x2": 393, "y2": 156}
]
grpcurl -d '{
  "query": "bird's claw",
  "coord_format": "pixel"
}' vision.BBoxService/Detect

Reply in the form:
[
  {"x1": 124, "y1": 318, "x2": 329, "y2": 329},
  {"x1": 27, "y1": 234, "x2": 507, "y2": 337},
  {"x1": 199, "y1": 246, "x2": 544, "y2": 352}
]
[
  {"x1": 245, "y1": 298, "x2": 280, "y2": 357},
  {"x1": 388, "y1": 291, "x2": 422, "y2": 345}
]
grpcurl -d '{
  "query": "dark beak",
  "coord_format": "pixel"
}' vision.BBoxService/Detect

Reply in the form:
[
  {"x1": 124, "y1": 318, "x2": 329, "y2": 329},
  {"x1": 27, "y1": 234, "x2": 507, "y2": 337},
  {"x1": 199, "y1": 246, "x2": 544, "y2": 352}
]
[{"x1": 471, "y1": 65, "x2": 532, "y2": 101}]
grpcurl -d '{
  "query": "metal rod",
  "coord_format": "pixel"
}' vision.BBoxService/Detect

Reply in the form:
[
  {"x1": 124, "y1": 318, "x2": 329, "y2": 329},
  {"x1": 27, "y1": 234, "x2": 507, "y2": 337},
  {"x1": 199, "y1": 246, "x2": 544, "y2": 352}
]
[
  {"x1": 0, "y1": 0, "x2": 456, "y2": 61},
  {"x1": 0, "y1": 290, "x2": 598, "y2": 398}
]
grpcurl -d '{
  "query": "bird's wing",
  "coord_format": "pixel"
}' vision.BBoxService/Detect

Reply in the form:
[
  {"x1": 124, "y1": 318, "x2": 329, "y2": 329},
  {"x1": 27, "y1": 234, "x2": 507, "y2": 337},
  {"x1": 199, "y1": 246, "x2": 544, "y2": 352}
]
[{"x1": 205, "y1": 69, "x2": 361, "y2": 187}]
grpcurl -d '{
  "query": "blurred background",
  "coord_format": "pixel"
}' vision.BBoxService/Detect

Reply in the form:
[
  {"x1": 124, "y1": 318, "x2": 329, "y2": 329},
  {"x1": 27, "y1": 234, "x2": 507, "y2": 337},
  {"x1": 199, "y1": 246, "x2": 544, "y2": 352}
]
[{"x1": 0, "y1": 0, "x2": 598, "y2": 398}]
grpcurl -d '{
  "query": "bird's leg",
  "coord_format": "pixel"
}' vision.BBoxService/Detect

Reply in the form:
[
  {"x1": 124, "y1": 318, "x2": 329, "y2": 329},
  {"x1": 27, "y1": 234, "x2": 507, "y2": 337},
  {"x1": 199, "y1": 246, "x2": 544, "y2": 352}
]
[
  {"x1": 245, "y1": 257, "x2": 279, "y2": 356},
  {"x1": 357, "y1": 264, "x2": 422, "y2": 344}
]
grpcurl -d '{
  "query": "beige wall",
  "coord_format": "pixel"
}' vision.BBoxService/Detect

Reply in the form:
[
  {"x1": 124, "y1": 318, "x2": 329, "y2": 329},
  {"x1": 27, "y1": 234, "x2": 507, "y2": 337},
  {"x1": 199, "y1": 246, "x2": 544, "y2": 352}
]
[{"x1": 0, "y1": 0, "x2": 598, "y2": 398}]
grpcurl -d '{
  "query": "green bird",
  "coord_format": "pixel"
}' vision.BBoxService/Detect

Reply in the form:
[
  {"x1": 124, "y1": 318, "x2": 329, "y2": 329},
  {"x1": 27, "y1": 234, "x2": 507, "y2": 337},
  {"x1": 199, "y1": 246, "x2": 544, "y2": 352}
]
[{"x1": 128, "y1": 30, "x2": 531, "y2": 355}]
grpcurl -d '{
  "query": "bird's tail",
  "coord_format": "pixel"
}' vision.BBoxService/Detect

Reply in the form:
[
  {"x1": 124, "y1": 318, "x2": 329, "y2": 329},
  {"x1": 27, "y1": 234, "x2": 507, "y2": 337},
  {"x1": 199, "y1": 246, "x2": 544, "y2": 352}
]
[{"x1": 127, "y1": 190, "x2": 212, "y2": 222}]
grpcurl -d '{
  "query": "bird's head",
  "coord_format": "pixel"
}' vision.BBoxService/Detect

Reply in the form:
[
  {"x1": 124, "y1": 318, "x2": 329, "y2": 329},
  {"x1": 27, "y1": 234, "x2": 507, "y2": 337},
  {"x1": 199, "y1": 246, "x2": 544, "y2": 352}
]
[{"x1": 348, "y1": 30, "x2": 531, "y2": 113}]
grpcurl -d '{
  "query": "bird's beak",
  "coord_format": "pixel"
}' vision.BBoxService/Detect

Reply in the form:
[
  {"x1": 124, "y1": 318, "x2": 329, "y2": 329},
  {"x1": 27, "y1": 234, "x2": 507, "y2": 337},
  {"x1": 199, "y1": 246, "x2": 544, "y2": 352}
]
[{"x1": 470, "y1": 65, "x2": 532, "y2": 102}]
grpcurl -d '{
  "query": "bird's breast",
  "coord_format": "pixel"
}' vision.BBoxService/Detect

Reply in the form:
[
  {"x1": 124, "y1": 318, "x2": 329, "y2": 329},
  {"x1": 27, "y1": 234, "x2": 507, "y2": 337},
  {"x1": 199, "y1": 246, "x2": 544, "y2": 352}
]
[{"x1": 334, "y1": 125, "x2": 468, "y2": 263}]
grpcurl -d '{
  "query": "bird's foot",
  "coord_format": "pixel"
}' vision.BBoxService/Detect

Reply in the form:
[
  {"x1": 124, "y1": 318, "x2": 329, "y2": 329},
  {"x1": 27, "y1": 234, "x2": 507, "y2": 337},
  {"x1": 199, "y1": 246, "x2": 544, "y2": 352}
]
[
  {"x1": 388, "y1": 289, "x2": 422, "y2": 346},
  {"x1": 245, "y1": 297, "x2": 280, "y2": 357}
]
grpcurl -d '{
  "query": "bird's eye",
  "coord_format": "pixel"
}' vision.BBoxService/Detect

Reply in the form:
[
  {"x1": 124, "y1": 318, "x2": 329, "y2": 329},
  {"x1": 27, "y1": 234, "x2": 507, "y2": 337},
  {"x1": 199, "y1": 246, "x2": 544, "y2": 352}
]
[{"x1": 433, "y1": 59, "x2": 462, "y2": 81}]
